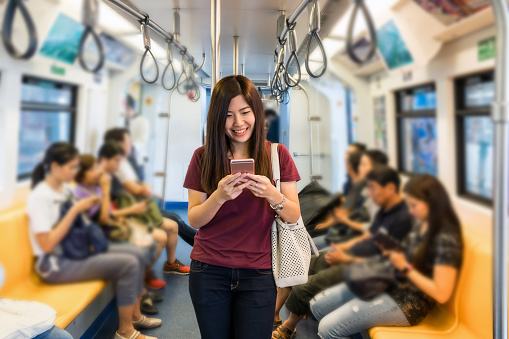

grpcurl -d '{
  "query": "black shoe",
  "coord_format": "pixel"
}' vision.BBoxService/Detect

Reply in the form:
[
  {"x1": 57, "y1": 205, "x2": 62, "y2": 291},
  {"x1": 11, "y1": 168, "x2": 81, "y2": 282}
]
[
  {"x1": 140, "y1": 297, "x2": 158, "y2": 315},
  {"x1": 145, "y1": 291, "x2": 164, "y2": 303}
]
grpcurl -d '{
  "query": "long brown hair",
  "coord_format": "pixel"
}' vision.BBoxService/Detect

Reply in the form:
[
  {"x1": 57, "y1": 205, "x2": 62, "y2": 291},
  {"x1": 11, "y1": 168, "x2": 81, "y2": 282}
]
[
  {"x1": 403, "y1": 174, "x2": 463, "y2": 272},
  {"x1": 201, "y1": 75, "x2": 271, "y2": 194}
]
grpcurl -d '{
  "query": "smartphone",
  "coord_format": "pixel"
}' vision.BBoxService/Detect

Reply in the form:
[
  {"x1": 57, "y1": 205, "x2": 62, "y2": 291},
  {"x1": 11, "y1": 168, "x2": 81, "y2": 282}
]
[
  {"x1": 374, "y1": 230, "x2": 404, "y2": 252},
  {"x1": 230, "y1": 159, "x2": 255, "y2": 175}
]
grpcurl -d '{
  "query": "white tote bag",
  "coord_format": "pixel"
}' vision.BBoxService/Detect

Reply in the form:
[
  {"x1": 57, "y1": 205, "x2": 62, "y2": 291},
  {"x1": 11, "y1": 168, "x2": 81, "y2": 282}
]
[
  {"x1": 0, "y1": 299, "x2": 57, "y2": 339},
  {"x1": 270, "y1": 143, "x2": 319, "y2": 288}
]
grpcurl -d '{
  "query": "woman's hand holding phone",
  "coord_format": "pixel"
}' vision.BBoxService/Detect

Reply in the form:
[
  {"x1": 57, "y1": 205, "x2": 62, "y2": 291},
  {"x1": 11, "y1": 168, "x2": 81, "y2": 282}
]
[
  {"x1": 213, "y1": 173, "x2": 253, "y2": 205},
  {"x1": 244, "y1": 174, "x2": 282, "y2": 205},
  {"x1": 73, "y1": 196, "x2": 101, "y2": 213}
]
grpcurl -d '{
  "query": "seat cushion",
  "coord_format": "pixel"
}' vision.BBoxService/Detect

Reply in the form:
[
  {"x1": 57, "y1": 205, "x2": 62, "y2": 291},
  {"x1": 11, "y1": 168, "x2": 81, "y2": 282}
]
[
  {"x1": 2, "y1": 273, "x2": 106, "y2": 328},
  {"x1": 369, "y1": 323, "x2": 478, "y2": 339}
]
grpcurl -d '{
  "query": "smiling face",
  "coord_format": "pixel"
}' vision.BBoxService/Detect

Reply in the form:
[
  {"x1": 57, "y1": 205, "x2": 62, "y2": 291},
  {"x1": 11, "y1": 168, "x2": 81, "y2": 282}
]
[{"x1": 225, "y1": 95, "x2": 256, "y2": 146}]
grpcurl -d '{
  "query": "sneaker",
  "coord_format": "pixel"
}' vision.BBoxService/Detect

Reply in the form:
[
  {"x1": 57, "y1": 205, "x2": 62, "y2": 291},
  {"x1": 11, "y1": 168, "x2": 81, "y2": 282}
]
[
  {"x1": 163, "y1": 259, "x2": 190, "y2": 275},
  {"x1": 144, "y1": 291, "x2": 164, "y2": 303},
  {"x1": 145, "y1": 270, "x2": 166, "y2": 289}
]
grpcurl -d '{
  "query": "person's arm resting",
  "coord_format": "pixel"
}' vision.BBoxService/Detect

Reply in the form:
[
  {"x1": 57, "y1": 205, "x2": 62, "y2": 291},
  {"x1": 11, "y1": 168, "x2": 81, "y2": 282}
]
[
  {"x1": 123, "y1": 180, "x2": 151, "y2": 197},
  {"x1": 407, "y1": 265, "x2": 458, "y2": 304},
  {"x1": 35, "y1": 208, "x2": 80, "y2": 253}
]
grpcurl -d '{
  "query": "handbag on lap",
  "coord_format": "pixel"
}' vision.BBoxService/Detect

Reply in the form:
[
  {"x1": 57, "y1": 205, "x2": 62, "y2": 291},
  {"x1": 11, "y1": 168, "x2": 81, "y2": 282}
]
[
  {"x1": 270, "y1": 143, "x2": 319, "y2": 288},
  {"x1": 343, "y1": 255, "x2": 400, "y2": 301},
  {"x1": 59, "y1": 200, "x2": 109, "y2": 260}
]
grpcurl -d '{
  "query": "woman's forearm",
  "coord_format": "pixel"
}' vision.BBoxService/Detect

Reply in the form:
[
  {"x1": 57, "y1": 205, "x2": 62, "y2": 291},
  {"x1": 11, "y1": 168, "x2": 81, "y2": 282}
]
[
  {"x1": 273, "y1": 198, "x2": 301, "y2": 224},
  {"x1": 37, "y1": 207, "x2": 79, "y2": 253},
  {"x1": 342, "y1": 217, "x2": 364, "y2": 232},
  {"x1": 406, "y1": 267, "x2": 457, "y2": 304},
  {"x1": 188, "y1": 191, "x2": 224, "y2": 229},
  {"x1": 99, "y1": 191, "x2": 110, "y2": 225}
]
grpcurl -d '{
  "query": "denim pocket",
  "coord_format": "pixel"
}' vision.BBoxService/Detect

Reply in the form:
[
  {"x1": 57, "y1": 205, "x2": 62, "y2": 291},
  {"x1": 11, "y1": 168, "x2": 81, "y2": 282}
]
[
  {"x1": 190, "y1": 259, "x2": 208, "y2": 273},
  {"x1": 256, "y1": 268, "x2": 273, "y2": 275}
]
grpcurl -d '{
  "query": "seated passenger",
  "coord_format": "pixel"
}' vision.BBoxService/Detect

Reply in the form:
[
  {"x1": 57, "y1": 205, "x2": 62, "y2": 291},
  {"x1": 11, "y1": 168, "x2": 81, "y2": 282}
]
[
  {"x1": 74, "y1": 151, "x2": 167, "y2": 293},
  {"x1": 310, "y1": 174, "x2": 463, "y2": 339},
  {"x1": 27, "y1": 143, "x2": 161, "y2": 339},
  {"x1": 342, "y1": 142, "x2": 366, "y2": 195},
  {"x1": 311, "y1": 150, "x2": 388, "y2": 248},
  {"x1": 103, "y1": 128, "x2": 190, "y2": 275},
  {"x1": 273, "y1": 166, "x2": 412, "y2": 338}
]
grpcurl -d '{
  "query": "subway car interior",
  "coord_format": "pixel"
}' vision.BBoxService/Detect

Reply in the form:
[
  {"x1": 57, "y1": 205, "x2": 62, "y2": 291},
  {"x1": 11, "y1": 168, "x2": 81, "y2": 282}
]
[{"x1": 0, "y1": 0, "x2": 508, "y2": 338}]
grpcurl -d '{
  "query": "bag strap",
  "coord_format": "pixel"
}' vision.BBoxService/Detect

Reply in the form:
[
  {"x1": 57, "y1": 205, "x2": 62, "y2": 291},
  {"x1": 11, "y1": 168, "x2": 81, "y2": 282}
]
[{"x1": 271, "y1": 143, "x2": 281, "y2": 192}]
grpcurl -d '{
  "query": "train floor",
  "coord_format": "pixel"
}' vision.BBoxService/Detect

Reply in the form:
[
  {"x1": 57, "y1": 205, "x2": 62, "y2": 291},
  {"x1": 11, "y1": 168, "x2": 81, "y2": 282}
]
[{"x1": 92, "y1": 208, "x2": 321, "y2": 339}]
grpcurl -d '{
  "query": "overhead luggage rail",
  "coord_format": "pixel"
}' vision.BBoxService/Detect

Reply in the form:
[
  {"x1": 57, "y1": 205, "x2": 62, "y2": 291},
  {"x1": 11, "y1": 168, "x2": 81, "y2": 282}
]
[
  {"x1": 271, "y1": 0, "x2": 328, "y2": 101},
  {"x1": 105, "y1": 0, "x2": 201, "y2": 71}
]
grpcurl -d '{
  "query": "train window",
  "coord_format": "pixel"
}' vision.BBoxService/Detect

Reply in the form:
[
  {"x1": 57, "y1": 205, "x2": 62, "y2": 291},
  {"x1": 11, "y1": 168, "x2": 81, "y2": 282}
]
[
  {"x1": 395, "y1": 84, "x2": 438, "y2": 176},
  {"x1": 455, "y1": 71, "x2": 494, "y2": 204},
  {"x1": 17, "y1": 77, "x2": 77, "y2": 180}
]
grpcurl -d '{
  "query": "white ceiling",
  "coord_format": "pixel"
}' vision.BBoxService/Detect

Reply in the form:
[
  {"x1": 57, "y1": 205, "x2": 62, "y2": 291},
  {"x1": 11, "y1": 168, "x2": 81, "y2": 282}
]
[{"x1": 127, "y1": 0, "x2": 311, "y2": 81}]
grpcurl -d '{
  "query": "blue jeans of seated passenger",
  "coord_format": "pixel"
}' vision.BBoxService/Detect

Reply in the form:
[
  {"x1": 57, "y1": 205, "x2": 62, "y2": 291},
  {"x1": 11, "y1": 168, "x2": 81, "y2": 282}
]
[
  {"x1": 188, "y1": 260, "x2": 277, "y2": 339},
  {"x1": 34, "y1": 326, "x2": 73, "y2": 339},
  {"x1": 313, "y1": 235, "x2": 329, "y2": 251},
  {"x1": 310, "y1": 283, "x2": 409, "y2": 339}
]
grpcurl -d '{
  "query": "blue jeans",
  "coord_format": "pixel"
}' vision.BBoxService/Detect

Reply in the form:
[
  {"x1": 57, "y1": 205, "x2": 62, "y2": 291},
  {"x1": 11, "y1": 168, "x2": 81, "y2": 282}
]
[
  {"x1": 188, "y1": 260, "x2": 277, "y2": 339},
  {"x1": 310, "y1": 283, "x2": 409, "y2": 339},
  {"x1": 34, "y1": 327, "x2": 73, "y2": 339},
  {"x1": 313, "y1": 234, "x2": 329, "y2": 251}
]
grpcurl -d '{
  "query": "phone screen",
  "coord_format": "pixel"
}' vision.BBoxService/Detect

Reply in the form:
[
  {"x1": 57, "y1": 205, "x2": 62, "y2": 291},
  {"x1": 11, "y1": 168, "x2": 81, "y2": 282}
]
[{"x1": 230, "y1": 159, "x2": 255, "y2": 174}]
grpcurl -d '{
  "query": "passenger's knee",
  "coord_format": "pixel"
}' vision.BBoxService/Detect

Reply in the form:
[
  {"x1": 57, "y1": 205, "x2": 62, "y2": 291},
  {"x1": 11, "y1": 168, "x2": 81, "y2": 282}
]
[
  {"x1": 161, "y1": 218, "x2": 178, "y2": 234},
  {"x1": 152, "y1": 228, "x2": 167, "y2": 245},
  {"x1": 120, "y1": 255, "x2": 140, "y2": 277}
]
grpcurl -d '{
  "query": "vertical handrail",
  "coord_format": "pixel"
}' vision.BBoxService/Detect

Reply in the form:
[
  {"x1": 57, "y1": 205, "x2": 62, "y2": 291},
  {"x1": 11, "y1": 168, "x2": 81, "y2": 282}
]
[
  {"x1": 492, "y1": 1, "x2": 509, "y2": 338},
  {"x1": 211, "y1": 0, "x2": 221, "y2": 87},
  {"x1": 289, "y1": 75, "x2": 314, "y2": 180},
  {"x1": 233, "y1": 36, "x2": 239, "y2": 75}
]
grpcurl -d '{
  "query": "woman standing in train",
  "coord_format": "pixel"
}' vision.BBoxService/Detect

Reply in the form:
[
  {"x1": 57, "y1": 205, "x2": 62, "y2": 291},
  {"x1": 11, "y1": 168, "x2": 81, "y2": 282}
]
[
  {"x1": 310, "y1": 174, "x2": 463, "y2": 339},
  {"x1": 184, "y1": 75, "x2": 301, "y2": 339},
  {"x1": 27, "y1": 143, "x2": 161, "y2": 339}
]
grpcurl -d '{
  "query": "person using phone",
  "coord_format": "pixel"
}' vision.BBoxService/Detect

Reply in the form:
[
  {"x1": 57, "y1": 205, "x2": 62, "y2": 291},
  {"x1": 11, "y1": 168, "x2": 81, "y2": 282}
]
[
  {"x1": 27, "y1": 143, "x2": 161, "y2": 339},
  {"x1": 273, "y1": 166, "x2": 413, "y2": 339},
  {"x1": 184, "y1": 75, "x2": 301, "y2": 339},
  {"x1": 310, "y1": 174, "x2": 463, "y2": 339}
]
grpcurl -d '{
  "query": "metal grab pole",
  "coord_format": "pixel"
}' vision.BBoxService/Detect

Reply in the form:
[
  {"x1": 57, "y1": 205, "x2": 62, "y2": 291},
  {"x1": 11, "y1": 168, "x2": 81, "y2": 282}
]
[
  {"x1": 211, "y1": 0, "x2": 221, "y2": 87},
  {"x1": 160, "y1": 75, "x2": 190, "y2": 209},
  {"x1": 106, "y1": 0, "x2": 196, "y2": 67},
  {"x1": 233, "y1": 36, "x2": 239, "y2": 75},
  {"x1": 278, "y1": 0, "x2": 313, "y2": 43},
  {"x1": 492, "y1": 1, "x2": 509, "y2": 338},
  {"x1": 289, "y1": 75, "x2": 314, "y2": 180}
]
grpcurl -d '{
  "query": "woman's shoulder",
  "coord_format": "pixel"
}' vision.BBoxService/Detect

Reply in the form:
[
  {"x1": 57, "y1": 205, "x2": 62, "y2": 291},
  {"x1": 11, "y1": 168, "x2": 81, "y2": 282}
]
[
  {"x1": 27, "y1": 182, "x2": 56, "y2": 211},
  {"x1": 193, "y1": 145, "x2": 206, "y2": 156},
  {"x1": 265, "y1": 140, "x2": 289, "y2": 153}
]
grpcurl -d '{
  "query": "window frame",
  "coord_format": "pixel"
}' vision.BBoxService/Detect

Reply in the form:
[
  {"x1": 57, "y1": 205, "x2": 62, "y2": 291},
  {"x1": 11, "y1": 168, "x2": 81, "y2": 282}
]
[
  {"x1": 395, "y1": 83, "x2": 437, "y2": 176},
  {"x1": 454, "y1": 71, "x2": 494, "y2": 206},
  {"x1": 17, "y1": 76, "x2": 78, "y2": 181}
]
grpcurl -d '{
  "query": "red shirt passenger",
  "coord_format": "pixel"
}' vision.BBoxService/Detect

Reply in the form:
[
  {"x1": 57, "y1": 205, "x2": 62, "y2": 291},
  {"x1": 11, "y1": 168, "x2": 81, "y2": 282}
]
[{"x1": 184, "y1": 75, "x2": 301, "y2": 339}]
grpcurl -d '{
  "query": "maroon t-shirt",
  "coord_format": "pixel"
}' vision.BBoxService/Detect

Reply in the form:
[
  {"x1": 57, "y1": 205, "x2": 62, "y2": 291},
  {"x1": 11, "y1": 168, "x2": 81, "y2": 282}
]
[{"x1": 183, "y1": 141, "x2": 301, "y2": 269}]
